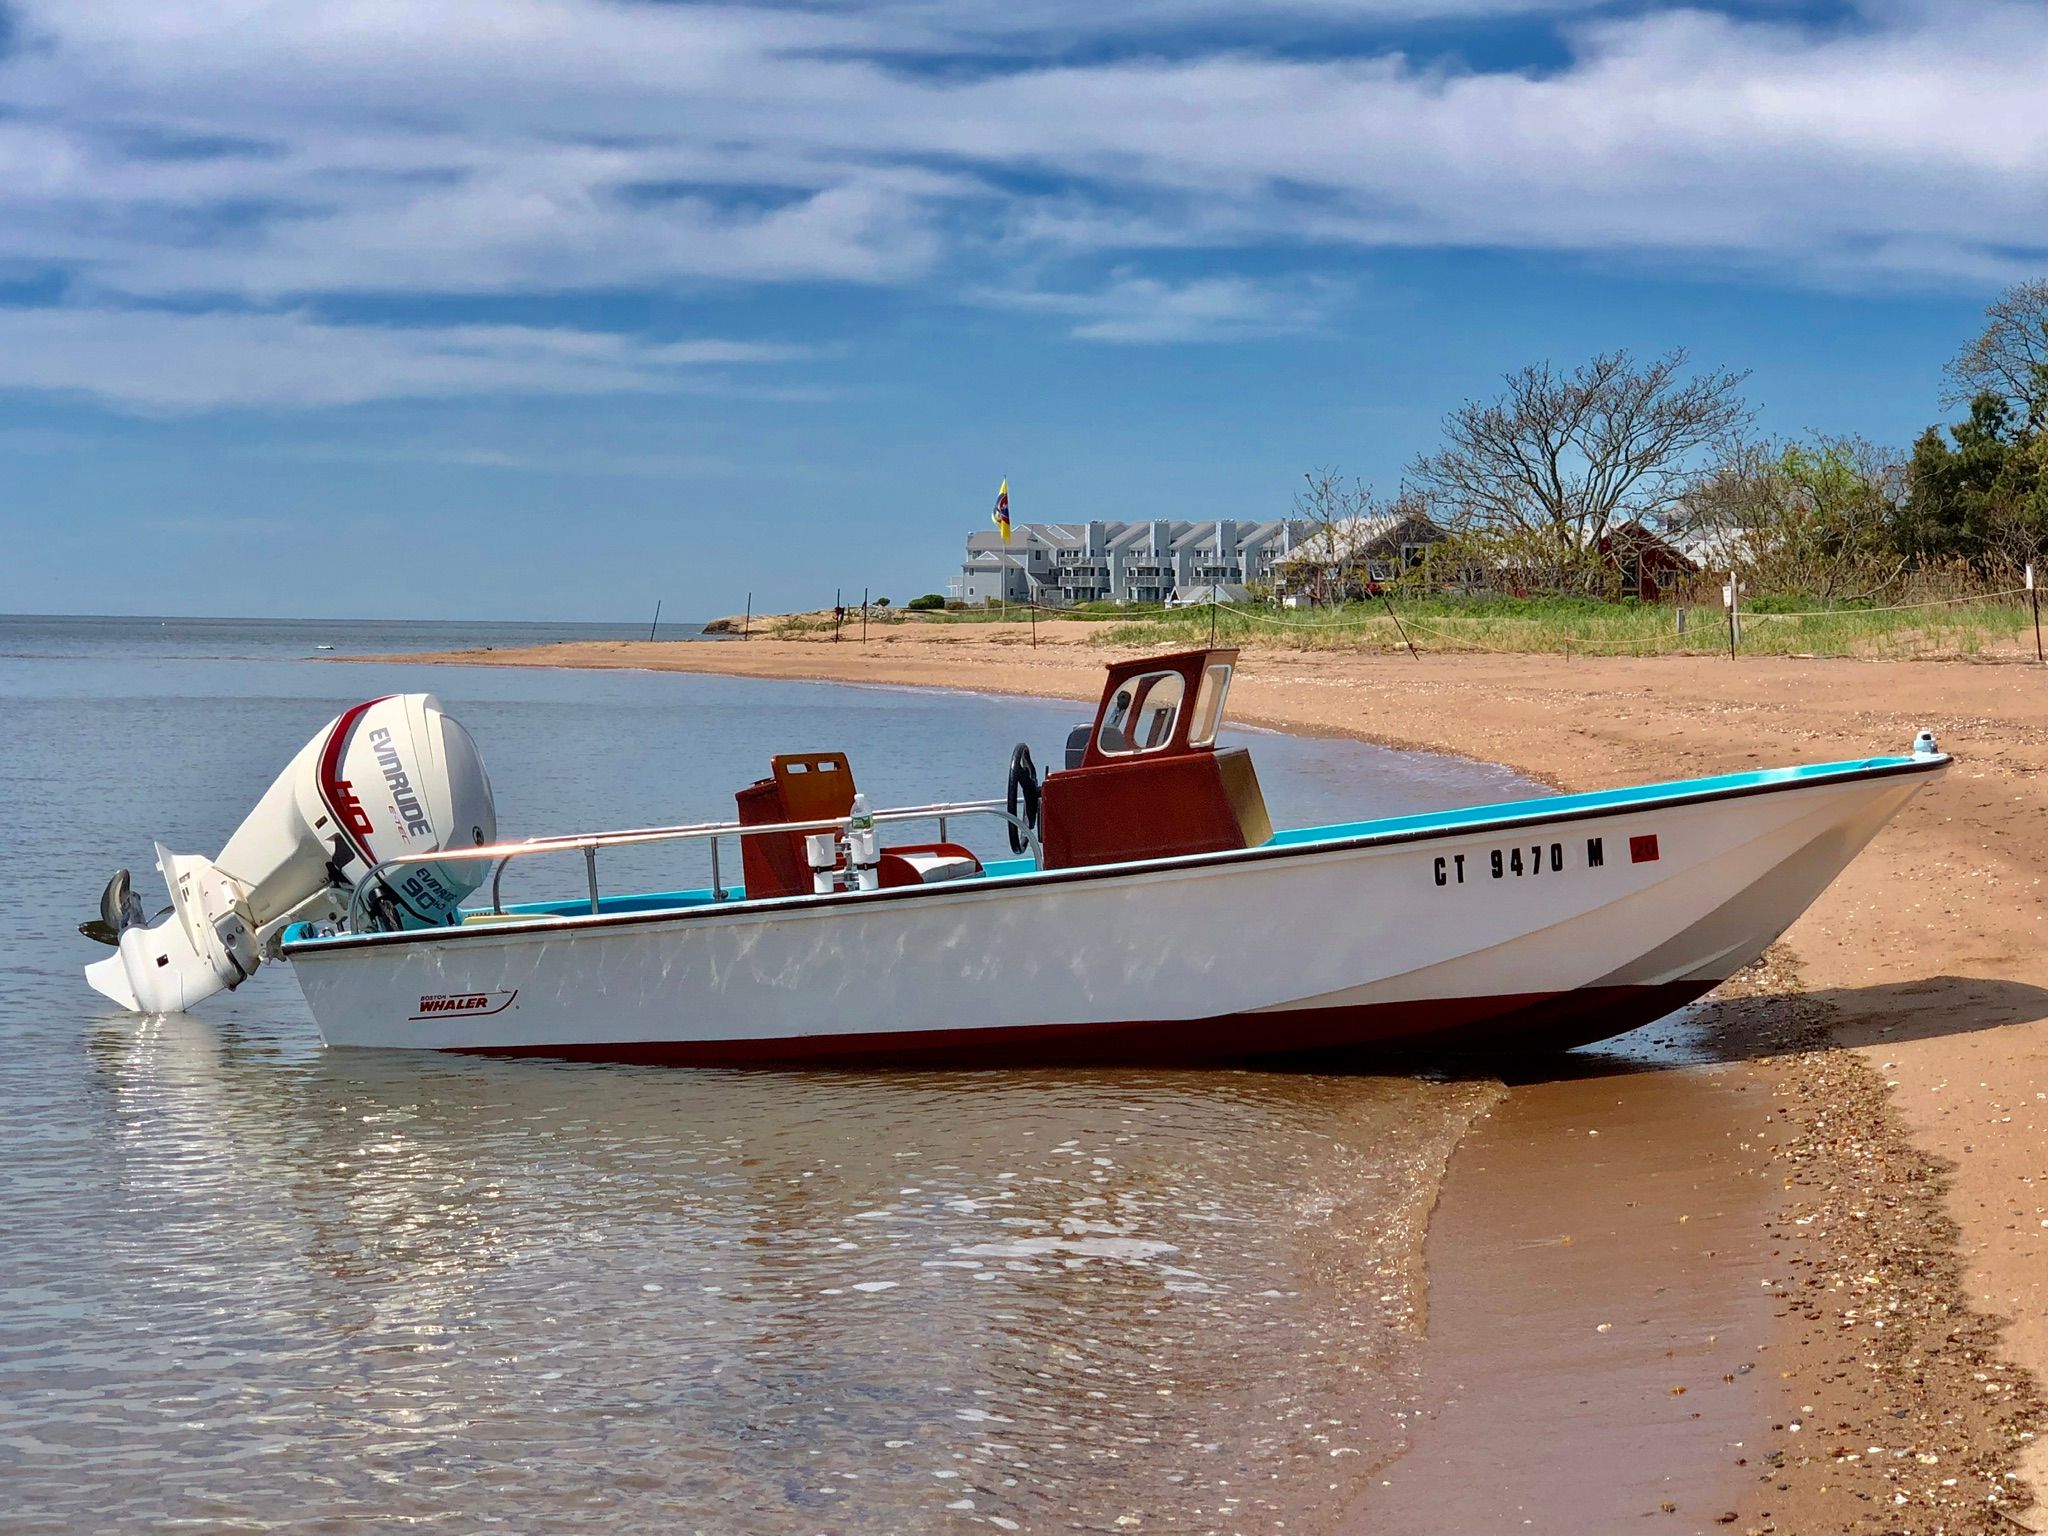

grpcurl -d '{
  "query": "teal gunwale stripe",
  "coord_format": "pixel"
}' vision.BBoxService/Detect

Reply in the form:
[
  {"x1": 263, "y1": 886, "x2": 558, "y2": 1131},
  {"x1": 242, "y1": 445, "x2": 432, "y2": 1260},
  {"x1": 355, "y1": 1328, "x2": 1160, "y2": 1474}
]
[{"x1": 1263, "y1": 754, "x2": 1923, "y2": 849}]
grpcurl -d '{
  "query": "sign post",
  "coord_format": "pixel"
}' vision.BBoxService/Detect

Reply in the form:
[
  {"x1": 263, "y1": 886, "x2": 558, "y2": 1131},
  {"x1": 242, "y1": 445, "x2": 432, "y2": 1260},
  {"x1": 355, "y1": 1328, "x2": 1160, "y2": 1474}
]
[{"x1": 1723, "y1": 571, "x2": 1740, "y2": 659}]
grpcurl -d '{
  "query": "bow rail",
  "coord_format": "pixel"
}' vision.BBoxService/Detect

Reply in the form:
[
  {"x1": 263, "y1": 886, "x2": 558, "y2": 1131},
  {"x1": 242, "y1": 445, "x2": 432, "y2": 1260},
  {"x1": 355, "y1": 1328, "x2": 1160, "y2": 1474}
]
[{"x1": 345, "y1": 799, "x2": 1030, "y2": 933}]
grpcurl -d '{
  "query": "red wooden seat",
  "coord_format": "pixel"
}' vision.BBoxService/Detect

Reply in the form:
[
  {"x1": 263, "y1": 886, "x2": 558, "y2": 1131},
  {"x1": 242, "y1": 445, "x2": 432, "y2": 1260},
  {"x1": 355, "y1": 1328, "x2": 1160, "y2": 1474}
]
[
  {"x1": 736, "y1": 753, "x2": 855, "y2": 899},
  {"x1": 736, "y1": 756, "x2": 986, "y2": 898}
]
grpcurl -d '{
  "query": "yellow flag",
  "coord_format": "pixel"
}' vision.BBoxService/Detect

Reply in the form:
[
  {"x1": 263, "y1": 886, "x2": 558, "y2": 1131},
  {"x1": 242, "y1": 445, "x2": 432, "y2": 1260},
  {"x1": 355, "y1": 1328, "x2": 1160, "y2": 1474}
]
[{"x1": 992, "y1": 478, "x2": 1011, "y2": 543}]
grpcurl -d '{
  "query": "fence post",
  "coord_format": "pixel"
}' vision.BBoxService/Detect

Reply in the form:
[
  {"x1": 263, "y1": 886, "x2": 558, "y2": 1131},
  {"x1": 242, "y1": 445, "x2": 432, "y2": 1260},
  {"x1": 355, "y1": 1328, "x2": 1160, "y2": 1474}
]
[
  {"x1": 744, "y1": 591, "x2": 752, "y2": 641},
  {"x1": 1724, "y1": 571, "x2": 1739, "y2": 660},
  {"x1": 2031, "y1": 564, "x2": 2042, "y2": 664}
]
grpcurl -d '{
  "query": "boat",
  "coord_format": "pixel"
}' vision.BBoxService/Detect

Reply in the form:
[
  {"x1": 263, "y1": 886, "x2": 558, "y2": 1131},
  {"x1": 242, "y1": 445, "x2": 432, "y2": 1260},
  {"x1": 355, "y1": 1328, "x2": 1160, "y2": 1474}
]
[{"x1": 82, "y1": 648, "x2": 1945, "y2": 1064}]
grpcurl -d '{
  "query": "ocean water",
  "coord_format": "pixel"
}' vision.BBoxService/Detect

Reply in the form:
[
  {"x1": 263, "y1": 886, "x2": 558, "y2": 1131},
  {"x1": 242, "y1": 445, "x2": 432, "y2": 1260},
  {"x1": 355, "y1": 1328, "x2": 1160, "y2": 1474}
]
[
  {"x1": 0, "y1": 615, "x2": 1537, "y2": 1534},
  {"x1": 0, "y1": 611, "x2": 711, "y2": 663}
]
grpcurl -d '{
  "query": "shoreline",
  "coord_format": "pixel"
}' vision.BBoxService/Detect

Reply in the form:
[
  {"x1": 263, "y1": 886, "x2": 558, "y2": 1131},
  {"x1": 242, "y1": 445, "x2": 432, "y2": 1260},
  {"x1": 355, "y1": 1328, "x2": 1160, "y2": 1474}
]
[{"x1": 354, "y1": 631, "x2": 2047, "y2": 1529}]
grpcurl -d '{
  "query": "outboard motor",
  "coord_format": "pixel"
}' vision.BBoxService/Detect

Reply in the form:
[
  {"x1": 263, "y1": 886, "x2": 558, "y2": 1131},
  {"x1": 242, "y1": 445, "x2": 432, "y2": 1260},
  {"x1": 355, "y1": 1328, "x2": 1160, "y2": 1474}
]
[{"x1": 83, "y1": 694, "x2": 496, "y2": 1014}]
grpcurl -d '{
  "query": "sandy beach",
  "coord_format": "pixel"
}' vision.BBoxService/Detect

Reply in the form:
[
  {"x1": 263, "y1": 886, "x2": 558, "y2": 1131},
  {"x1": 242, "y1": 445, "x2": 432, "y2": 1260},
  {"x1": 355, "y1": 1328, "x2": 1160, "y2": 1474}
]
[{"x1": 375, "y1": 624, "x2": 2048, "y2": 1531}]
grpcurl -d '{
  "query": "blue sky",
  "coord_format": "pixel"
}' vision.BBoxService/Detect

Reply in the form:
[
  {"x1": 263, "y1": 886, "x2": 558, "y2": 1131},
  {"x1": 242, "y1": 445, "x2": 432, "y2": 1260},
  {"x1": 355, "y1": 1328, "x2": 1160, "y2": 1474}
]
[{"x1": 0, "y1": 0, "x2": 2042, "y2": 621}]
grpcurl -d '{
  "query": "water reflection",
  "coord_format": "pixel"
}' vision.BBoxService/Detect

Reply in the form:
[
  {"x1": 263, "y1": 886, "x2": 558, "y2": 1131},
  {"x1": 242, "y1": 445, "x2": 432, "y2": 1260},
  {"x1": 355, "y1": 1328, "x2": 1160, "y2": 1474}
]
[{"x1": 10, "y1": 1015, "x2": 1504, "y2": 1532}]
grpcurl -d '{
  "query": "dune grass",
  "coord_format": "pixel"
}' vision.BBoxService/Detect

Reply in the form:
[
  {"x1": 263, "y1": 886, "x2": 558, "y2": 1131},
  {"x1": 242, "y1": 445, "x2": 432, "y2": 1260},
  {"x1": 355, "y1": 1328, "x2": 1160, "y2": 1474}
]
[
  {"x1": 913, "y1": 601, "x2": 1140, "y2": 624},
  {"x1": 765, "y1": 609, "x2": 911, "y2": 637},
  {"x1": 1091, "y1": 593, "x2": 2041, "y2": 659}
]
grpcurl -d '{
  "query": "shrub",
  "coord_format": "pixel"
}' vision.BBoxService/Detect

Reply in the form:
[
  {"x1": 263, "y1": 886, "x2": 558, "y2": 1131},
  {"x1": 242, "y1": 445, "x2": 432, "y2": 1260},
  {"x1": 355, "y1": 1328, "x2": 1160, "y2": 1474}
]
[{"x1": 907, "y1": 593, "x2": 946, "y2": 611}]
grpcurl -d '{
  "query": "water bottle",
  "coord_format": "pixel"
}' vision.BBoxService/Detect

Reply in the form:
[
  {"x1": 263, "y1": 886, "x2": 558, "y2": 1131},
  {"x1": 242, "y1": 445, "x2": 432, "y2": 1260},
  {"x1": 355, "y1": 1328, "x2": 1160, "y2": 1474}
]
[{"x1": 848, "y1": 792, "x2": 880, "y2": 891}]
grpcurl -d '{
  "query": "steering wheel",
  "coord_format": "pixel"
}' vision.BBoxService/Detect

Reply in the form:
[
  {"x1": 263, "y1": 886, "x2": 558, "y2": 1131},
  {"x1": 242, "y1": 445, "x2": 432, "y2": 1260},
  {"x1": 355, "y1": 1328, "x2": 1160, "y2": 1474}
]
[{"x1": 1005, "y1": 743, "x2": 1041, "y2": 855}]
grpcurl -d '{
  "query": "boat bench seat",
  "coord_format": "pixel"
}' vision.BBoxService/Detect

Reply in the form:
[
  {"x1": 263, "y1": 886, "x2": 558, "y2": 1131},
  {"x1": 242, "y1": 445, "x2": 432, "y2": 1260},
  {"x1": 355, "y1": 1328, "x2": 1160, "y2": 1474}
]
[{"x1": 878, "y1": 843, "x2": 982, "y2": 886}]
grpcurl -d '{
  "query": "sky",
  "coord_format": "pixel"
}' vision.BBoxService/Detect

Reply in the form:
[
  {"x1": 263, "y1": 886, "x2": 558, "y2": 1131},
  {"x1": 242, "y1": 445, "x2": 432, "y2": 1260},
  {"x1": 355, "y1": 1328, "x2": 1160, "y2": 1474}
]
[{"x1": 0, "y1": 0, "x2": 2043, "y2": 621}]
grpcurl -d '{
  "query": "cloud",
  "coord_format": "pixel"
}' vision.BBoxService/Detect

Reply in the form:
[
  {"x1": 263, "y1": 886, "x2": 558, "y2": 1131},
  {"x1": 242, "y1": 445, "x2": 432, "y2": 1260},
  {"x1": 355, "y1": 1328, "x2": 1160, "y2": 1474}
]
[
  {"x1": 0, "y1": 0, "x2": 2045, "y2": 410},
  {"x1": 0, "y1": 307, "x2": 806, "y2": 409},
  {"x1": 979, "y1": 272, "x2": 1346, "y2": 342},
  {"x1": 927, "y1": 9, "x2": 2048, "y2": 277}
]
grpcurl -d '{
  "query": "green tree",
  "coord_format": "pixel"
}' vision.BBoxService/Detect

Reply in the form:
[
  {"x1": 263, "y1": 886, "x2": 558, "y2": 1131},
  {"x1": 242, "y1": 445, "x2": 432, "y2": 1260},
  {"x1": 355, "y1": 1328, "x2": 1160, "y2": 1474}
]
[
  {"x1": 1946, "y1": 279, "x2": 2048, "y2": 433},
  {"x1": 1686, "y1": 434, "x2": 1901, "y2": 599},
  {"x1": 1899, "y1": 393, "x2": 2048, "y2": 576}
]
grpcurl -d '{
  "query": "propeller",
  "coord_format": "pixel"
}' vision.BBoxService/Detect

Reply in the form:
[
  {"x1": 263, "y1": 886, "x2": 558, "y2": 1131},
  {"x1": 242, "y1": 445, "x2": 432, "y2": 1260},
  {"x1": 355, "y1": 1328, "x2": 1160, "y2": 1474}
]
[{"x1": 79, "y1": 869, "x2": 156, "y2": 946}]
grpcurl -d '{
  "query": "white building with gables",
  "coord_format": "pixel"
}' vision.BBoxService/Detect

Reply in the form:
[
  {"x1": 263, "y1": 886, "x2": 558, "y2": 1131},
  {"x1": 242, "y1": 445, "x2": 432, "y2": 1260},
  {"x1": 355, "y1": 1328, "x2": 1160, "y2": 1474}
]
[
  {"x1": 955, "y1": 519, "x2": 1321, "y2": 607},
  {"x1": 954, "y1": 515, "x2": 1446, "y2": 607}
]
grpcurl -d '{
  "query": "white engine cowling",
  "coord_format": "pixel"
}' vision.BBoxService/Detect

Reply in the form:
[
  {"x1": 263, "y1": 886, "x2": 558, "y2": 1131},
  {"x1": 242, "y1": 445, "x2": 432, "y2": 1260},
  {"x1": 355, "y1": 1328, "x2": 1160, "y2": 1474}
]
[{"x1": 85, "y1": 693, "x2": 496, "y2": 1014}]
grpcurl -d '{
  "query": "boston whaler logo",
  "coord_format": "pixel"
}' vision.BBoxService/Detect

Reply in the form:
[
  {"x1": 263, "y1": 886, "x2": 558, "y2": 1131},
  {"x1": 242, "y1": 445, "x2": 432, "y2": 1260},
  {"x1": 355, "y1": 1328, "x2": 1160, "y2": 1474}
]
[
  {"x1": 367, "y1": 726, "x2": 434, "y2": 840},
  {"x1": 412, "y1": 989, "x2": 518, "y2": 1021}
]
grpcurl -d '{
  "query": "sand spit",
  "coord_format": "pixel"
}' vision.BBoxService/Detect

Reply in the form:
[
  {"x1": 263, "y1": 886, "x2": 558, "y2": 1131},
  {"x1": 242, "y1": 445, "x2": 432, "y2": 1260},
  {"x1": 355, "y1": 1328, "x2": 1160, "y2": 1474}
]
[{"x1": 360, "y1": 628, "x2": 2048, "y2": 1529}]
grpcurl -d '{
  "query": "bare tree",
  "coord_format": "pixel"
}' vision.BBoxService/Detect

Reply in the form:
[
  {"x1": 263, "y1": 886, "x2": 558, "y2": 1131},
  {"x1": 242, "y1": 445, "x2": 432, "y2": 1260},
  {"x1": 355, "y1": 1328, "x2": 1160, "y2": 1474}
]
[
  {"x1": 1295, "y1": 465, "x2": 1378, "y2": 529},
  {"x1": 1407, "y1": 350, "x2": 1751, "y2": 590},
  {"x1": 1946, "y1": 278, "x2": 2048, "y2": 431},
  {"x1": 1286, "y1": 466, "x2": 1382, "y2": 603}
]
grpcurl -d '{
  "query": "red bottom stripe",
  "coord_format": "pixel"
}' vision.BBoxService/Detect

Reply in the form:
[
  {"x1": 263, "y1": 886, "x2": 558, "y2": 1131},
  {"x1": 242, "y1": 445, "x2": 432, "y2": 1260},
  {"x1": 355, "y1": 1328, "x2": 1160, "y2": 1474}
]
[{"x1": 453, "y1": 980, "x2": 1719, "y2": 1068}]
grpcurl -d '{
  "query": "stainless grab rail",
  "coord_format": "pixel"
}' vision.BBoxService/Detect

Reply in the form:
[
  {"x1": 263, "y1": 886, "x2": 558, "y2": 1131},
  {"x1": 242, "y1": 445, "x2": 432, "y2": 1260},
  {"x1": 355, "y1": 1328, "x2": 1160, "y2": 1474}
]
[{"x1": 345, "y1": 799, "x2": 1030, "y2": 933}]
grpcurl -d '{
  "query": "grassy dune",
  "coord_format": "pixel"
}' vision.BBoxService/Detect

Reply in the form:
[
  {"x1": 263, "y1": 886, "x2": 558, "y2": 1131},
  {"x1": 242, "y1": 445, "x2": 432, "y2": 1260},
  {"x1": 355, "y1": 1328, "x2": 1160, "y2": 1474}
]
[
  {"x1": 752, "y1": 591, "x2": 2041, "y2": 658},
  {"x1": 1091, "y1": 593, "x2": 2042, "y2": 659}
]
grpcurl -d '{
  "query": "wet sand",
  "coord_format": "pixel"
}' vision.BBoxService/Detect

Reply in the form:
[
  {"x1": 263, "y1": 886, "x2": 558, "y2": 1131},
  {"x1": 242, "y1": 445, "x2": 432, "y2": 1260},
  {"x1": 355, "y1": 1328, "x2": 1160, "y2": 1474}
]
[
  {"x1": 1357, "y1": 1048, "x2": 1783, "y2": 1533},
  {"x1": 368, "y1": 628, "x2": 2048, "y2": 1530}
]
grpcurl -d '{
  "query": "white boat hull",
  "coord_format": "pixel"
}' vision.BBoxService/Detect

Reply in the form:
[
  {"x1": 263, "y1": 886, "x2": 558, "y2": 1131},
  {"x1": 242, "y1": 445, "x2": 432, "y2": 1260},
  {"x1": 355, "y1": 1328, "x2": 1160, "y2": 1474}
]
[{"x1": 285, "y1": 758, "x2": 1939, "y2": 1064}]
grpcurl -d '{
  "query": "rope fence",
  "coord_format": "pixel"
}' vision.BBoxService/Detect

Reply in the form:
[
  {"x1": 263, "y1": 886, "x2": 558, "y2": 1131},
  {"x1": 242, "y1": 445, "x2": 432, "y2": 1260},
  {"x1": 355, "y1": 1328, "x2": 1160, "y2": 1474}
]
[
  {"x1": 839, "y1": 582, "x2": 2044, "y2": 661},
  {"x1": 1739, "y1": 586, "x2": 2027, "y2": 621}
]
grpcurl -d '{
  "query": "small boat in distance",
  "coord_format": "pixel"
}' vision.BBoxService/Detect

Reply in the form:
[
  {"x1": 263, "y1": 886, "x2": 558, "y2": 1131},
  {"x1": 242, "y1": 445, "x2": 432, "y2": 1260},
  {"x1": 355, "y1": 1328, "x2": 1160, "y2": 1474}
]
[{"x1": 84, "y1": 648, "x2": 1945, "y2": 1064}]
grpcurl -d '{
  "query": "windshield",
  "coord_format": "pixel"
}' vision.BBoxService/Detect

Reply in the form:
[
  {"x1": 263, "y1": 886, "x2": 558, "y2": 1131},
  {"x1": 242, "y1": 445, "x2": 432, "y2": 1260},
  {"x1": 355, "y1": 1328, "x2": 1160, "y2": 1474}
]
[
  {"x1": 1096, "y1": 670, "x2": 1187, "y2": 756},
  {"x1": 1187, "y1": 662, "x2": 1233, "y2": 747}
]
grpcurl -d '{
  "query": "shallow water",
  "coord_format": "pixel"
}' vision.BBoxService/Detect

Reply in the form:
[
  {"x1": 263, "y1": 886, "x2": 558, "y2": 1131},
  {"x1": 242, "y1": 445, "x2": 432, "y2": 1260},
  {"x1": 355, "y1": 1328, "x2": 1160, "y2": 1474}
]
[{"x1": 0, "y1": 616, "x2": 1535, "y2": 1533}]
